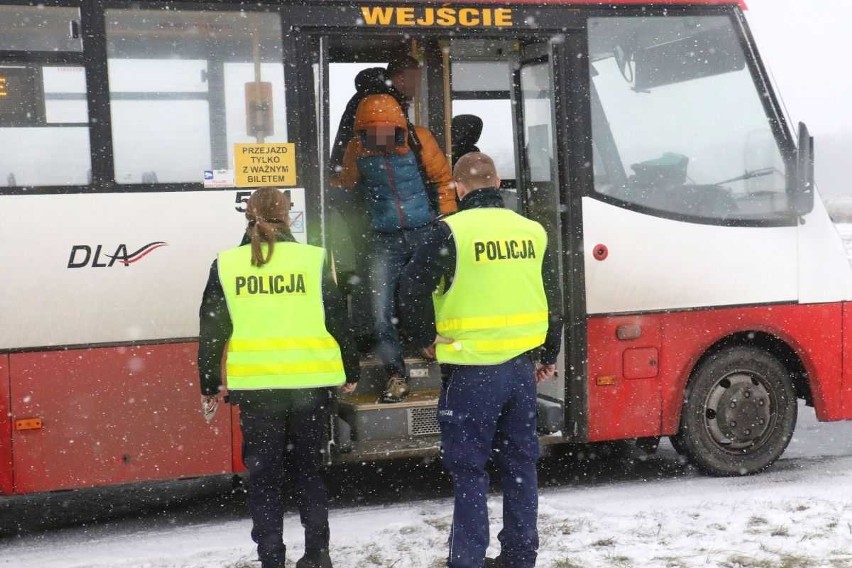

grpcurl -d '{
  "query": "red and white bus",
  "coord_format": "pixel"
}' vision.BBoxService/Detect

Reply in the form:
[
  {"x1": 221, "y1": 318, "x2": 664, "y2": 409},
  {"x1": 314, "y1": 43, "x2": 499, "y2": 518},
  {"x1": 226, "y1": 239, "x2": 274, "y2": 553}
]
[{"x1": 1, "y1": 0, "x2": 848, "y2": 496}]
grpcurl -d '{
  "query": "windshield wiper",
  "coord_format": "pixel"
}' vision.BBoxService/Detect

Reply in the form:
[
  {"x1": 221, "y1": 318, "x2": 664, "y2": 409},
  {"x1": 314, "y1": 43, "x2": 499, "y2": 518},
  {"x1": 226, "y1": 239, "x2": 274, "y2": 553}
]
[{"x1": 714, "y1": 167, "x2": 780, "y2": 186}]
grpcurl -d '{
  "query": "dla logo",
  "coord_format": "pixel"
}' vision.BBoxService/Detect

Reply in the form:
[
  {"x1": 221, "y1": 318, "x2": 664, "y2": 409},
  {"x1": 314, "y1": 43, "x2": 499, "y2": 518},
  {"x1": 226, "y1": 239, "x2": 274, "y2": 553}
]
[{"x1": 67, "y1": 242, "x2": 168, "y2": 268}]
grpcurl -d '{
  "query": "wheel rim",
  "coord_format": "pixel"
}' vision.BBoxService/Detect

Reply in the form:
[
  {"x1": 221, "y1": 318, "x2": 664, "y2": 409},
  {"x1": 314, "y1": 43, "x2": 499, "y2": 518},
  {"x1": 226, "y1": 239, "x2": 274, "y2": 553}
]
[{"x1": 701, "y1": 370, "x2": 776, "y2": 453}]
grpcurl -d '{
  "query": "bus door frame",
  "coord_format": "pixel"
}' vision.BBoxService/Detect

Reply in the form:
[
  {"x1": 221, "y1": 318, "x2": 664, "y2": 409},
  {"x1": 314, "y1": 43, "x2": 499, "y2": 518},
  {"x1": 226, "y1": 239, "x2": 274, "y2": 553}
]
[
  {"x1": 280, "y1": 4, "x2": 592, "y2": 443},
  {"x1": 510, "y1": 35, "x2": 592, "y2": 443},
  {"x1": 558, "y1": 31, "x2": 594, "y2": 443}
]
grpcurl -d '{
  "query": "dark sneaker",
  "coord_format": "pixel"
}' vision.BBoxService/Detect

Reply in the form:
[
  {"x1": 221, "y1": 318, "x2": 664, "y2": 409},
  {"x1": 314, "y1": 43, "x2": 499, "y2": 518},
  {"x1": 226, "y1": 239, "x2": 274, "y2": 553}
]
[
  {"x1": 379, "y1": 376, "x2": 410, "y2": 403},
  {"x1": 296, "y1": 549, "x2": 333, "y2": 568},
  {"x1": 260, "y1": 554, "x2": 285, "y2": 568},
  {"x1": 484, "y1": 556, "x2": 506, "y2": 567},
  {"x1": 258, "y1": 543, "x2": 286, "y2": 568}
]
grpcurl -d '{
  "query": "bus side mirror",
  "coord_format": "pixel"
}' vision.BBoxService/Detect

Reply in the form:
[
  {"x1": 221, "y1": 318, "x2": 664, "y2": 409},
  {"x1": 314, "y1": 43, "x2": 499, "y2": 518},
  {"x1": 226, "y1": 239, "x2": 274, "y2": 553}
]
[{"x1": 793, "y1": 122, "x2": 815, "y2": 216}]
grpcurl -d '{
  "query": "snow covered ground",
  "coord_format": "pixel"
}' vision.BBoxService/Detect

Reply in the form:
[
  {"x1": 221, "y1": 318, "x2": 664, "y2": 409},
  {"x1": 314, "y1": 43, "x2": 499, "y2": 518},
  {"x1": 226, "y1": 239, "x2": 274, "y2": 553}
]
[{"x1": 3, "y1": 403, "x2": 852, "y2": 568}]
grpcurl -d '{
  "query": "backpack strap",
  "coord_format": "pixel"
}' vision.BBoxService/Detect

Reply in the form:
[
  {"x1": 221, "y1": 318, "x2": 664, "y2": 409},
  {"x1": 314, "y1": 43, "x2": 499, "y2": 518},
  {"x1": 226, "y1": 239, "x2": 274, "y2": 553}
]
[{"x1": 407, "y1": 121, "x2": 440, "y2": 215}]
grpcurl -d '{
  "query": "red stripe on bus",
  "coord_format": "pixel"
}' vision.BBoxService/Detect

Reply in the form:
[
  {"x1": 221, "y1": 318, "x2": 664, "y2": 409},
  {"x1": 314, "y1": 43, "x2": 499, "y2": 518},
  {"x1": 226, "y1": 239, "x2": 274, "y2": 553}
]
[
  {"x1": 8, "y1": 344, "x2": 234, "y2": 495},
  {"x1": 123, "y1": 243, "x2": 168, "y2": 265},
  {"x1": 0, "y1": 355, "x2": 12, "y2": 495},
  {"x1": 587, "y1": 303, "x2": 848, "y2": 443}
]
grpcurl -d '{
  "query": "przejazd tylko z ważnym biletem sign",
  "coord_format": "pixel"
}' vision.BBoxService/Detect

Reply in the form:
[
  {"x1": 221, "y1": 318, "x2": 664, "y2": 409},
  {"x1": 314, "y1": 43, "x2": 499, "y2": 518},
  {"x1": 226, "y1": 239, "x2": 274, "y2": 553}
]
[{"x1": 234, "y1": 143, "x2": 297, "y2": 187}]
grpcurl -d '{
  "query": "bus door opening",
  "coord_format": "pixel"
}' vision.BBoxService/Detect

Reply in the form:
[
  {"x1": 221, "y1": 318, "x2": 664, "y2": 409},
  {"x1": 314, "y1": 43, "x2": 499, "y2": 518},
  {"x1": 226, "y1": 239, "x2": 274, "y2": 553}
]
[{"x1": 298, "y1": 29, "x2": 576, "y2": 458}]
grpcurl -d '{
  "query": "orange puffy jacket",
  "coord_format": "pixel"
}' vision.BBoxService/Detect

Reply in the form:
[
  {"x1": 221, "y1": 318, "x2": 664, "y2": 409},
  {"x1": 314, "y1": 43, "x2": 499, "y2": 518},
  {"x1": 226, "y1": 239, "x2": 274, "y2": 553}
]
[{"x1": 333, "y1": 94, "x2": 458, "y2": 217}]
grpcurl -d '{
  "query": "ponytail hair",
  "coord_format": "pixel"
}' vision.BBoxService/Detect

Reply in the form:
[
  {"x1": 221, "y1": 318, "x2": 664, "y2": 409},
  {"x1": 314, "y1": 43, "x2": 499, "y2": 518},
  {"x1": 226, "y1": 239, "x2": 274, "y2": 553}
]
[{"x1": 245, "y1": 187, "x2": 293, "y2": 267}]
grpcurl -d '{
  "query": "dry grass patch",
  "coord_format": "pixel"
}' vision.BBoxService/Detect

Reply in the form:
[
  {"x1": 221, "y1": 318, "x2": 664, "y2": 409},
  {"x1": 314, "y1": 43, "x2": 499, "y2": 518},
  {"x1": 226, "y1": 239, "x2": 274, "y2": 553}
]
[
  {"x1": 606, "y1": 554, "x2": 632, "y2": 567},
  {"x1": 552, "y1": 560, "x2": 584, "y2": 568}
]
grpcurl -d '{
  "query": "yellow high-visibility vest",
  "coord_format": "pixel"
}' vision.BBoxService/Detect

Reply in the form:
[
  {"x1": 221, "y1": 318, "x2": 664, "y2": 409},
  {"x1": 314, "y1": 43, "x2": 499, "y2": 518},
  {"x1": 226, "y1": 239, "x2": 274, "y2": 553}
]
[
  {"x1": 217, "y1": 242, "x2": 345, "y2": 390},
  {"x1": 434, "y1": 207, "x2": 549, "y2": 365}
]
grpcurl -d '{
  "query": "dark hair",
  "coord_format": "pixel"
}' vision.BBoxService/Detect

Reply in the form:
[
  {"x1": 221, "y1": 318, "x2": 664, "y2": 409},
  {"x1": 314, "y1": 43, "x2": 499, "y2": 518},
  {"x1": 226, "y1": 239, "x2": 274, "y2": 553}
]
[
  {"x1": 245, "y1": 187, "x2": 292, "y2": 267},
  {"x1": 387, "y1": 55, "x2": 420, "y2": 79}
]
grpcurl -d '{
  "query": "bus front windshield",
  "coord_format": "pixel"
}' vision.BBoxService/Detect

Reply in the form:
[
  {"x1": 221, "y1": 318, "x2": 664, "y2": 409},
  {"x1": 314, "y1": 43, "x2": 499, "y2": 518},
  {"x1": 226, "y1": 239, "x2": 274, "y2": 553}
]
[{"x1": 588, "y1": 16, "x2": 790, "y2": 223}]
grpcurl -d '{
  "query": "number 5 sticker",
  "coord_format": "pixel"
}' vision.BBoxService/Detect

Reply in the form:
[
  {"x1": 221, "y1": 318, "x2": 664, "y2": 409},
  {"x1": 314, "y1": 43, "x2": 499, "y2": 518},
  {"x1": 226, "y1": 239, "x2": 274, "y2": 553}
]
[{"x1": 235, "y1": 191, "x2": 252, "y2": 213}]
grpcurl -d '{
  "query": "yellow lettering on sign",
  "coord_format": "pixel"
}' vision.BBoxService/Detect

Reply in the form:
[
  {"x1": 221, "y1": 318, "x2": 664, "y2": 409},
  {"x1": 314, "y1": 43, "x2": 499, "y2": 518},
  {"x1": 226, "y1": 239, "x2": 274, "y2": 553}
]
[
  {"x1": 360, "y1": 6, "x2": 393, "y2": 26},
  {"x1": 0, "y1": 77, "x2": 7, "y2": 98},
  {"x1": 416, "y1": 10, "x2": 435, "y2": 26},
  {"x1": 234, "y1": 143, "x2": 297, "y2": 187},
  {"x1": 437, "y1": 7, "x2": 456, "y2": 26},
  {"x1": 359, "y1": 6, "x2": 513, "y2": 28},
  {"x1": 458, "y1": 8, "x2": 479, "y2": 27},
  {"x1": 396, "y1": 6, "x2": 415, "y2": 26},
  {"x1": 495, "y1": 8, "x2": 513, "y2": 27}
]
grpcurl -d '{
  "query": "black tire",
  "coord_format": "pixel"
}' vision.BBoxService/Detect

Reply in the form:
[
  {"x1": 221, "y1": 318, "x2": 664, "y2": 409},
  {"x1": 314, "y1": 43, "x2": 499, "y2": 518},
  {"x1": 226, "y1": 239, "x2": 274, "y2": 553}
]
[
  {"x1": 668, "y1": 433, "x2": 688, "y2": 456},
  {"x1": 673, "y1": 346, "x2": 797, "y2": 476}
]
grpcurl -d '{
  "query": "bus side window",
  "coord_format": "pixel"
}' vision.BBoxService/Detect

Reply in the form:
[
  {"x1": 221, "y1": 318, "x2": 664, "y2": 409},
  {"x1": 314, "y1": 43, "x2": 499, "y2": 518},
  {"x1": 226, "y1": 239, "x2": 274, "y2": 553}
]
[
  {"x1": 0, "y1": 5, "x2": 82, "y2": 52},
  {"x1": 0, "y1": 7, "x2": 90, "y2": 188},
  {"x1": 452, "y1": 59, "x2": 518, "y2": 210},
  {"x1": 105, "y1": 9, "x2": 287, "y2": 185}
]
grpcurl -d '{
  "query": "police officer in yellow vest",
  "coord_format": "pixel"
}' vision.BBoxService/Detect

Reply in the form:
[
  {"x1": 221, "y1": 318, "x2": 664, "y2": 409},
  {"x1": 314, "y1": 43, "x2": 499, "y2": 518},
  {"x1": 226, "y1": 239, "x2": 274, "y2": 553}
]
[
  {"x1": 198, "y1": 188, "x2": 359, "y2": 568},
  {"x1": 400, "y1": 153, "x2": 563, "y2": 568}
]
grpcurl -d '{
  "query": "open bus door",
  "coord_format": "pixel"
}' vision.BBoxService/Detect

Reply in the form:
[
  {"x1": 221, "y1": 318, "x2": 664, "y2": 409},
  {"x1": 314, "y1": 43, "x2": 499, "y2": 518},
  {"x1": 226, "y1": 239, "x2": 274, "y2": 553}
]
[
  {"x1": 511, "y1": 39, "x2": 586, "y2": 442},
  {"x1": 281, "y1": 6, "x2": 592, "y2": 461},
  {"x1": 289, "y1": 30, "x2": 449, "y2": 460}
]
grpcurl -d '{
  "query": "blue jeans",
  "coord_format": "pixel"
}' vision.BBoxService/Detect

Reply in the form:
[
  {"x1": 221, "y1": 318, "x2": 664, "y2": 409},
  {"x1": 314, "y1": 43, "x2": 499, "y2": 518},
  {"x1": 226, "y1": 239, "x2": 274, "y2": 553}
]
[
  {"x1": 438, "y1": 356, "x2": 540, "y2": 568},
  {"x1": 370, "y1": 225, "x2": 433, "y2": 377}
]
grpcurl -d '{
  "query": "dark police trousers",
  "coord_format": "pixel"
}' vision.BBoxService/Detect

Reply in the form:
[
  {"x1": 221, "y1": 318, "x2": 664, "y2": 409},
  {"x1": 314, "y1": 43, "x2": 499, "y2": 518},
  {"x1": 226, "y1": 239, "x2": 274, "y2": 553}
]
[
  {"x1": 438, "y1": 355, "x2": 539, "y2": 568},
  {"x1": 239, "y1": 388, "x2": 331, "y2": 566}
]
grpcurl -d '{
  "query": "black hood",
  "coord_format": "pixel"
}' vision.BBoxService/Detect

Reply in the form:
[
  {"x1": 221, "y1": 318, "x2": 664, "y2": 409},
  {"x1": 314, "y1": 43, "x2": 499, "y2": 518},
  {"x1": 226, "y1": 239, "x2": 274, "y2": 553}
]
[
  {"x1": 452, "y1": 114, "x2": 483, "y2": 152},
  {"x1": 355, "y1": 67, "x2": 389, "y2": 95}
]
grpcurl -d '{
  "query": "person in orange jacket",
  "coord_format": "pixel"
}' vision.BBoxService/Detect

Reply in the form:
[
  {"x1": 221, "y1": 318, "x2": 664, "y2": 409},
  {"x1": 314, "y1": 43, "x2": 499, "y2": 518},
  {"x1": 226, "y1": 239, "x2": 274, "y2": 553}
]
[{"x1": 333, "y1": 93, "x2": 457, "y2": 403}]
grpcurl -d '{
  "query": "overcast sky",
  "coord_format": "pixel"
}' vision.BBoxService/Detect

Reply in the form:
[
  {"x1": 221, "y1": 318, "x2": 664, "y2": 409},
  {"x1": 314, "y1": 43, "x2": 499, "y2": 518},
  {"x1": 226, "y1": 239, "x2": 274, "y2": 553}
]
[{"x1": 746, "y1": 0, "x2": 851, "y2": 196}]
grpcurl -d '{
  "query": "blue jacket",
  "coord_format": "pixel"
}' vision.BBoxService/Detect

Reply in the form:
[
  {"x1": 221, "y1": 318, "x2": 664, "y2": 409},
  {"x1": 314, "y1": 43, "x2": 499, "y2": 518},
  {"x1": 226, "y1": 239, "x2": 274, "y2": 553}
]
[{"x1": 356, "y1": 151, "x2": 435, "y2": 233}]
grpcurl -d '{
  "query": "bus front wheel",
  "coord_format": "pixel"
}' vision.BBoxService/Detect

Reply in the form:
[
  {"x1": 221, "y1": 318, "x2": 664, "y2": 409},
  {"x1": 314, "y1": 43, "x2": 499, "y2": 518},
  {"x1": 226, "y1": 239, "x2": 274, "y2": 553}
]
[{"x1": 672, "y1": 346, "x2": 797, "y2": 476}]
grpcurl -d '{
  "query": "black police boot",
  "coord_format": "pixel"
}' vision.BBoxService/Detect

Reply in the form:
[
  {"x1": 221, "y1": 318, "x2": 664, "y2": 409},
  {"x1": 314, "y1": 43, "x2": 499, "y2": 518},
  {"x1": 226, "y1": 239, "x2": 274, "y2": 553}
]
[
  {"x1": 258, "y1": 543, "x2": 286, "y2": 568},
  {"x1": 296, "y1": 548, "x2": 333, "y2": 568},
  {"x1": 484, "y1": 556, "x2": 506, "y2": 568},
  {"x1": 259, "y1": 552, "x2": 286, "y2": 568}
]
